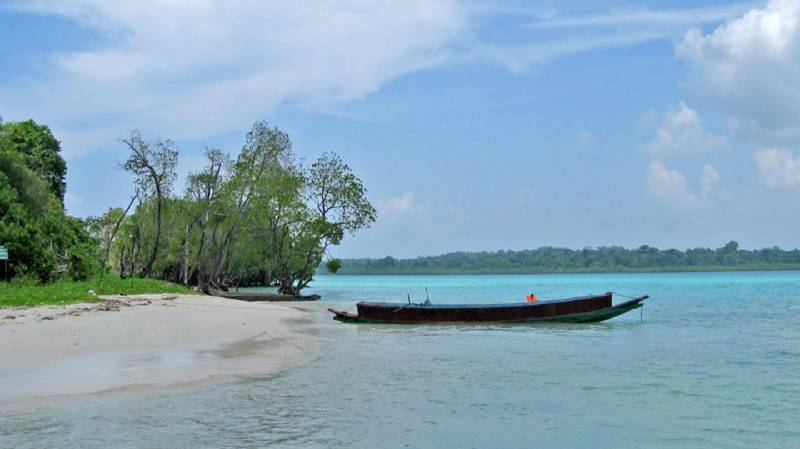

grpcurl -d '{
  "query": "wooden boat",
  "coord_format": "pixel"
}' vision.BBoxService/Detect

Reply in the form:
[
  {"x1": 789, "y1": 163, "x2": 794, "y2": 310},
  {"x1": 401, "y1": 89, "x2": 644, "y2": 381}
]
[
  {"x1": 207, "y1": 288, "x2": 320, "y2": 302},
  {"x1": 328, "y1": 292, "x2": 647, "y2": 324}
]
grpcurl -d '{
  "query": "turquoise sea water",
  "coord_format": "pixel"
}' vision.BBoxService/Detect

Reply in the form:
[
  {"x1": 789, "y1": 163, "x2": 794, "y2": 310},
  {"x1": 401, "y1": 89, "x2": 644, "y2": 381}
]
[{"x1": 2, "y1": 272, "x2": 800, "y2": 448}]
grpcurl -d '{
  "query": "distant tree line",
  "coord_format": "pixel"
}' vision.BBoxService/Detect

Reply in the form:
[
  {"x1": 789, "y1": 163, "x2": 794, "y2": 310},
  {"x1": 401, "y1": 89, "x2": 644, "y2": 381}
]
[
  {"x1": 1, "y1": 116, "x2": 375, "y2": 294},
  {"x1": 324, "y1": 242, "x2": 800, "y2": 275}
]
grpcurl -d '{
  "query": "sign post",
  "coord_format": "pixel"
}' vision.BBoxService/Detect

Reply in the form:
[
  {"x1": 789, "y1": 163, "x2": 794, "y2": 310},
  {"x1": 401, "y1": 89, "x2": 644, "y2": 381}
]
[{"x1": 0, "y1": 246, "x2": 8, "y2": 282}]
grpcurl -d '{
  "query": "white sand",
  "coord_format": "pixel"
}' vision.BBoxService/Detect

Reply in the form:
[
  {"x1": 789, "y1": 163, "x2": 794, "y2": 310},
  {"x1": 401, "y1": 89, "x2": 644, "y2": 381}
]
[{"x1": 0, "y1": 294, "x2": 321, "y2": 402}]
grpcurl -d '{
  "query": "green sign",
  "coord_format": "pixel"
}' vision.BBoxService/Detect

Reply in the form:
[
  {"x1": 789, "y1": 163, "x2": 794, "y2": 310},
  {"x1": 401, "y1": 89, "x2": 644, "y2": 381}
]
[{"x1": 0, "y1": 246, "x2": 7, "y2": 261}]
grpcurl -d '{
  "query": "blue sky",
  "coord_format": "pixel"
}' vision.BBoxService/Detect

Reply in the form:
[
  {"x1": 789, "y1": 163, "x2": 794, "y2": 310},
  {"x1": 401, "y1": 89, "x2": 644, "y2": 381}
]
[{"x1": 2, "y1": 0, "x2": 799, "y2": 257}]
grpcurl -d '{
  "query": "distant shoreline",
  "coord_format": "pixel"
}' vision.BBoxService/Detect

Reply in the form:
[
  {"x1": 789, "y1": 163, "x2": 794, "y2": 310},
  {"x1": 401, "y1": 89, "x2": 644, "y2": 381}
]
[
  {"x1": 322, "y1": 243, "x2": 800, "y2": 276},
  {"x1": 320, "y1": 265, "x2": 800, "y2": 276}
]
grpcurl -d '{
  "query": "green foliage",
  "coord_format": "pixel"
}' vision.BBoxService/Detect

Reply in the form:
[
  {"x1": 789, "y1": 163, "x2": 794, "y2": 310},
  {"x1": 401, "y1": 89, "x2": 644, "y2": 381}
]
[
  {"x1": 0, "y1": 117, "x2": 374, "y2": 293},
  {"x1": 121, "y1": 130, "x2": 178, "y2": 197},
  {"x1": 306, "y1": 152, "x2": 377, "y2": 233},
  {"x1": 325, "y1": 258, "x2": 342, "y2": 273},
  {"x1": 0, "y1": 119, "x2": 66, "y2": 203},
  {"x1": 0, "y1": 274, "x2": 195, "y2": 308},
  {"x1": 0, "y1": 119, "x2": 100, "y2": 283},
  {"x1": 0, "y1": 186, "x2": 98, "y2": 282},
  {"x1": 327, "y1": 242, "x2": 800, "y2": 274},
  {"x1": 121, "y1": 131, "x2": 179, "y2": 277},
  {"x1": 102, "y1": 121, "x2": 376, "y2": 293},
  {"x1": 66, "y1": 241, "x2": 100, "y2": 281},
  {"x1": 86, "y1": 206, "x2": 128, "y2": 264},
  {"x1": 0, "y1": 148, "x2": 56, "y2": 214}
]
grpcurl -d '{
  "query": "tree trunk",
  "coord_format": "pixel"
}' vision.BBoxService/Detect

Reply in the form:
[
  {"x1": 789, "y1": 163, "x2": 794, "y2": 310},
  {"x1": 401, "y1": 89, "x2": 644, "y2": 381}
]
[
  {"x1": 182, "y1": 223, "x2": 190, "y2": 286},
  {"x1": 278, "y1": 279, "x2": 299, "y2": 296},
  {"x1": 131, "y1": 223, "x2": 141, "y2": 275},
  {"x1": 103, "y1": 190, "x2": 138, "y2": 267},
  {"x1": 119, "y1": 246, "x2": 127, "y2": 277},
  {"x1": 142, "y1": 183, "x2": 163, "y2": 277},
  {"x1": 189, "y1": 208, "x2": 210, "y2": 286}
]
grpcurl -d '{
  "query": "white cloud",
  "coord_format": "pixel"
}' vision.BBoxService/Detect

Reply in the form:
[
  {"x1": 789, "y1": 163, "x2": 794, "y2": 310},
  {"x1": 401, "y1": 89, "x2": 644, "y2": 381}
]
[
  {"x1": 527, "y1": 4, "x2": 754, "y2": 30},
  {"x1": 647, "y1": 161, "x2": 698, "y2": 208},
  {"x1": 378, "y1": 192, "x2": 417, "y2": 218},
  {"x1": 754, "y1": 148, "x2": 800, "y2": 189},
  {"x1": 647, "y1": 160, "x2": 719, "y2": 210},
  {"x1": 644, "y1": 102, "x2": 728, "y2": 157},
  {"x1": 1, "y1": 0, "x2": 466, "y2": 158},
  {"x1": 478, "y1": 3, "x2": 752, "y2": 71},
  {"x1": 472, "y1": 30, "x2": 669, "y2": 72},
  {"x1": 700, "y1": 164, "x2": 720, "y2": 197},
  {"x1": 0, "y1": 1, "x2": 759, "y2": 159},
  {"x1": 677, "y1": 0, "x2": 800, "y2": 143}
]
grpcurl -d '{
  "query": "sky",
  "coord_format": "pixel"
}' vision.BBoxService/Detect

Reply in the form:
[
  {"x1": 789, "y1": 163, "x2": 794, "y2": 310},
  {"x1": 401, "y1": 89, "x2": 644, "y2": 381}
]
[{"x1": 1, "y1": 0, "x2": 799, "y2": 258}]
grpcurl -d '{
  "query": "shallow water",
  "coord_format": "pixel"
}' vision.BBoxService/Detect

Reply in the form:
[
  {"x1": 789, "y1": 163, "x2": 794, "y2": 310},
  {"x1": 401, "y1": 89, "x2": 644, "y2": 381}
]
[{"x1": 2, "y1": 272, "x2": 800, "y2": 448}]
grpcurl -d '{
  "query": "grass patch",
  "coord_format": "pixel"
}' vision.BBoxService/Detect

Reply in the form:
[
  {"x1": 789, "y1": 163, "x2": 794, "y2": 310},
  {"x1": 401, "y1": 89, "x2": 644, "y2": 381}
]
[{"x1": 0, "y1": 275, "x2": 196, "y2": 308}]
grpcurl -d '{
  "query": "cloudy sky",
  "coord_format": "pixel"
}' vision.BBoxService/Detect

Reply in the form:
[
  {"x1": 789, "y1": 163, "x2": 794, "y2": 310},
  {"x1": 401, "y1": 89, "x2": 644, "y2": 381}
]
[{"x1": 1, "y1": 0, "x2": 799, "y2": 257}]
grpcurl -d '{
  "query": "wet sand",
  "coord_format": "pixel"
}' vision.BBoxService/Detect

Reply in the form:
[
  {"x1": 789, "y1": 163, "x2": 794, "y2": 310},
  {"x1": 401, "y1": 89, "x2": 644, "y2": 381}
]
[{"x1": 0, "y1": 294, "x2": 321, "y2": 403}]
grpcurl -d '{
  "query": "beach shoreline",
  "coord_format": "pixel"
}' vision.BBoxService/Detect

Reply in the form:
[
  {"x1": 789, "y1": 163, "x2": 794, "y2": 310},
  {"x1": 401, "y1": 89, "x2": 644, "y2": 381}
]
[{"x1": 0, "y1": 294, "x2": 324, "y2": 403}]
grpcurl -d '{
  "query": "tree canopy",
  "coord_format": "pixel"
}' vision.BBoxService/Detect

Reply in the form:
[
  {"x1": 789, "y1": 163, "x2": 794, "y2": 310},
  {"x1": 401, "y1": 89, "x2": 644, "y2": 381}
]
[
  {"x1": 0, "y1": 118, "x2": 96, "y2": 282},
  {"x1": 0, "y1": 117, "x2": 374, "y2": 291},
  {"x1": 0, "y1": 120, "x2": 66, "y2": 205},
  {"x1": 97, "y1": 121, "x2": 376, "y2": 293}
]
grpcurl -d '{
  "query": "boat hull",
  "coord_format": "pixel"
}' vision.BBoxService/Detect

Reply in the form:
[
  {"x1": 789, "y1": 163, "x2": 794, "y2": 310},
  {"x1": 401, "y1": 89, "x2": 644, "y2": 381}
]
[{"x1": 328, "y1": 293, "x2": 647, "y2": 324}]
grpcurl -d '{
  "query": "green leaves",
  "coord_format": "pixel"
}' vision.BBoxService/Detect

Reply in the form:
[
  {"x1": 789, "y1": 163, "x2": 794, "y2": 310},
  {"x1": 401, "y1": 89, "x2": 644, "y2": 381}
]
[
  {"x1": 121, "y1": 130, "x2": 180, "y2": 276},
  {"x1": 0, "y1": 170, "x2": 96, "y2": 282},
  {"x1": 306, "y1": 152, "x2": 377, "y2": 233},
  {"x1": 0, "y1": 120, "x2": 66, "y2": 204},
  {"x1": 325, "y1": 258, "x2": 342, "y2": 273},
  {"x1": 0, "y1": 149, "x2": 57, "y2": 214},
  {"x1": 121, "y1": 130, "x2": 178, "y2": 197},
  {"x1": 93, "y1": 121, "x2": 375, "y2": 292},
  {"x1": 1, "y1": 120, "x2": 98, "y2": 282}
]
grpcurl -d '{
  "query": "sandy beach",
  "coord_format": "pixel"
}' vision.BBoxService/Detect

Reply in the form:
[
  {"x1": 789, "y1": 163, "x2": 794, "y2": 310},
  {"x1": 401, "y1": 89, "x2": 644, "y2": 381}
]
[{"x1": 0, "y1": 295, "x2": 322, "y2": 403}]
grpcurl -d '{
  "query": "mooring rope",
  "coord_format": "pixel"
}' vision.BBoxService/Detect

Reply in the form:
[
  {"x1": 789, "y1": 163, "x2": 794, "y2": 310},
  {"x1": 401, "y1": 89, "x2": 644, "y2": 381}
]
[
  {"x1": 611, "y1": 291, "x2": 638, "y2": 299},
  {"x1": 611, "y1": 291, "x2": 645, "y2": 321}
]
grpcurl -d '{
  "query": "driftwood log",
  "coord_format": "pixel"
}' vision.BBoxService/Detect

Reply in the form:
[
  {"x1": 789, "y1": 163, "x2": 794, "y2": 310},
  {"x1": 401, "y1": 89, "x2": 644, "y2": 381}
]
[{"x1": 206, "y1": 288, "x2": 320, "y2": 302}]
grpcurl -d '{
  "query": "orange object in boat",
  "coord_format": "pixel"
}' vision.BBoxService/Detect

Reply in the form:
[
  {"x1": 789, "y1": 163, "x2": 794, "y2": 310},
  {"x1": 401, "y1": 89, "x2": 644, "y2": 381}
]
[{"x1": 526, "y1": 293, "x2": 538, "y2": 302}]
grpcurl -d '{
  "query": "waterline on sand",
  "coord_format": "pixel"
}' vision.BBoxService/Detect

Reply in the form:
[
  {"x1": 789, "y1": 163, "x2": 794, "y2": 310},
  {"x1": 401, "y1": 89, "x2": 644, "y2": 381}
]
[{"x1": 0, "y1": 295, "x2": 323, "y2": 403}]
